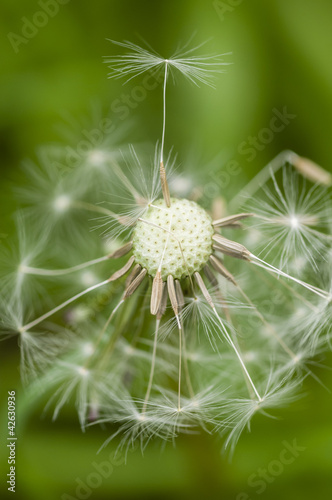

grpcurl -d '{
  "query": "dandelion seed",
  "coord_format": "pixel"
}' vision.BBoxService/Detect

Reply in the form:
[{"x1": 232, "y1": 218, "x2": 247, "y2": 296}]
[
  {"x1": 247, "y1": 168, "x2": 332, "y2": 271},
  {"x1": 105, "y1": 39, "x2": 230, "y2": 206}
]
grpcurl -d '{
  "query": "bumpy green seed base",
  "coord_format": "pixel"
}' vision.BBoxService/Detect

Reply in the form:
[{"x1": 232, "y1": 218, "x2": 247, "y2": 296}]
[{"x1": 132, "y1": 198, "x2": 214, "y2": 280}]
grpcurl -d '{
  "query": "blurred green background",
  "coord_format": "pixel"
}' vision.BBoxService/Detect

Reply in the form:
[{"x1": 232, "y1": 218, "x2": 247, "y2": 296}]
[{"x1": 1, "y1": 0, "x2": 332, "y2": 499}]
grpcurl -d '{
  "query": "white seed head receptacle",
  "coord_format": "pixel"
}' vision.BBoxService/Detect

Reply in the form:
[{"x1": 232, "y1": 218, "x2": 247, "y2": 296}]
[{"x1": 132, "y1": 198, "x2": 214, "y2": 280}]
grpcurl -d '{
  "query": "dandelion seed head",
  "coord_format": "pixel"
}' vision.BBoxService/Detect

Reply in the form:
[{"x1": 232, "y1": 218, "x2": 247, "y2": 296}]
[
  {"x1": 2, "y1": 35, "x2": 331, "y2": 455},
  {"x1": 132, "y1": 197, "x2": 214, "y2": 280}
]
